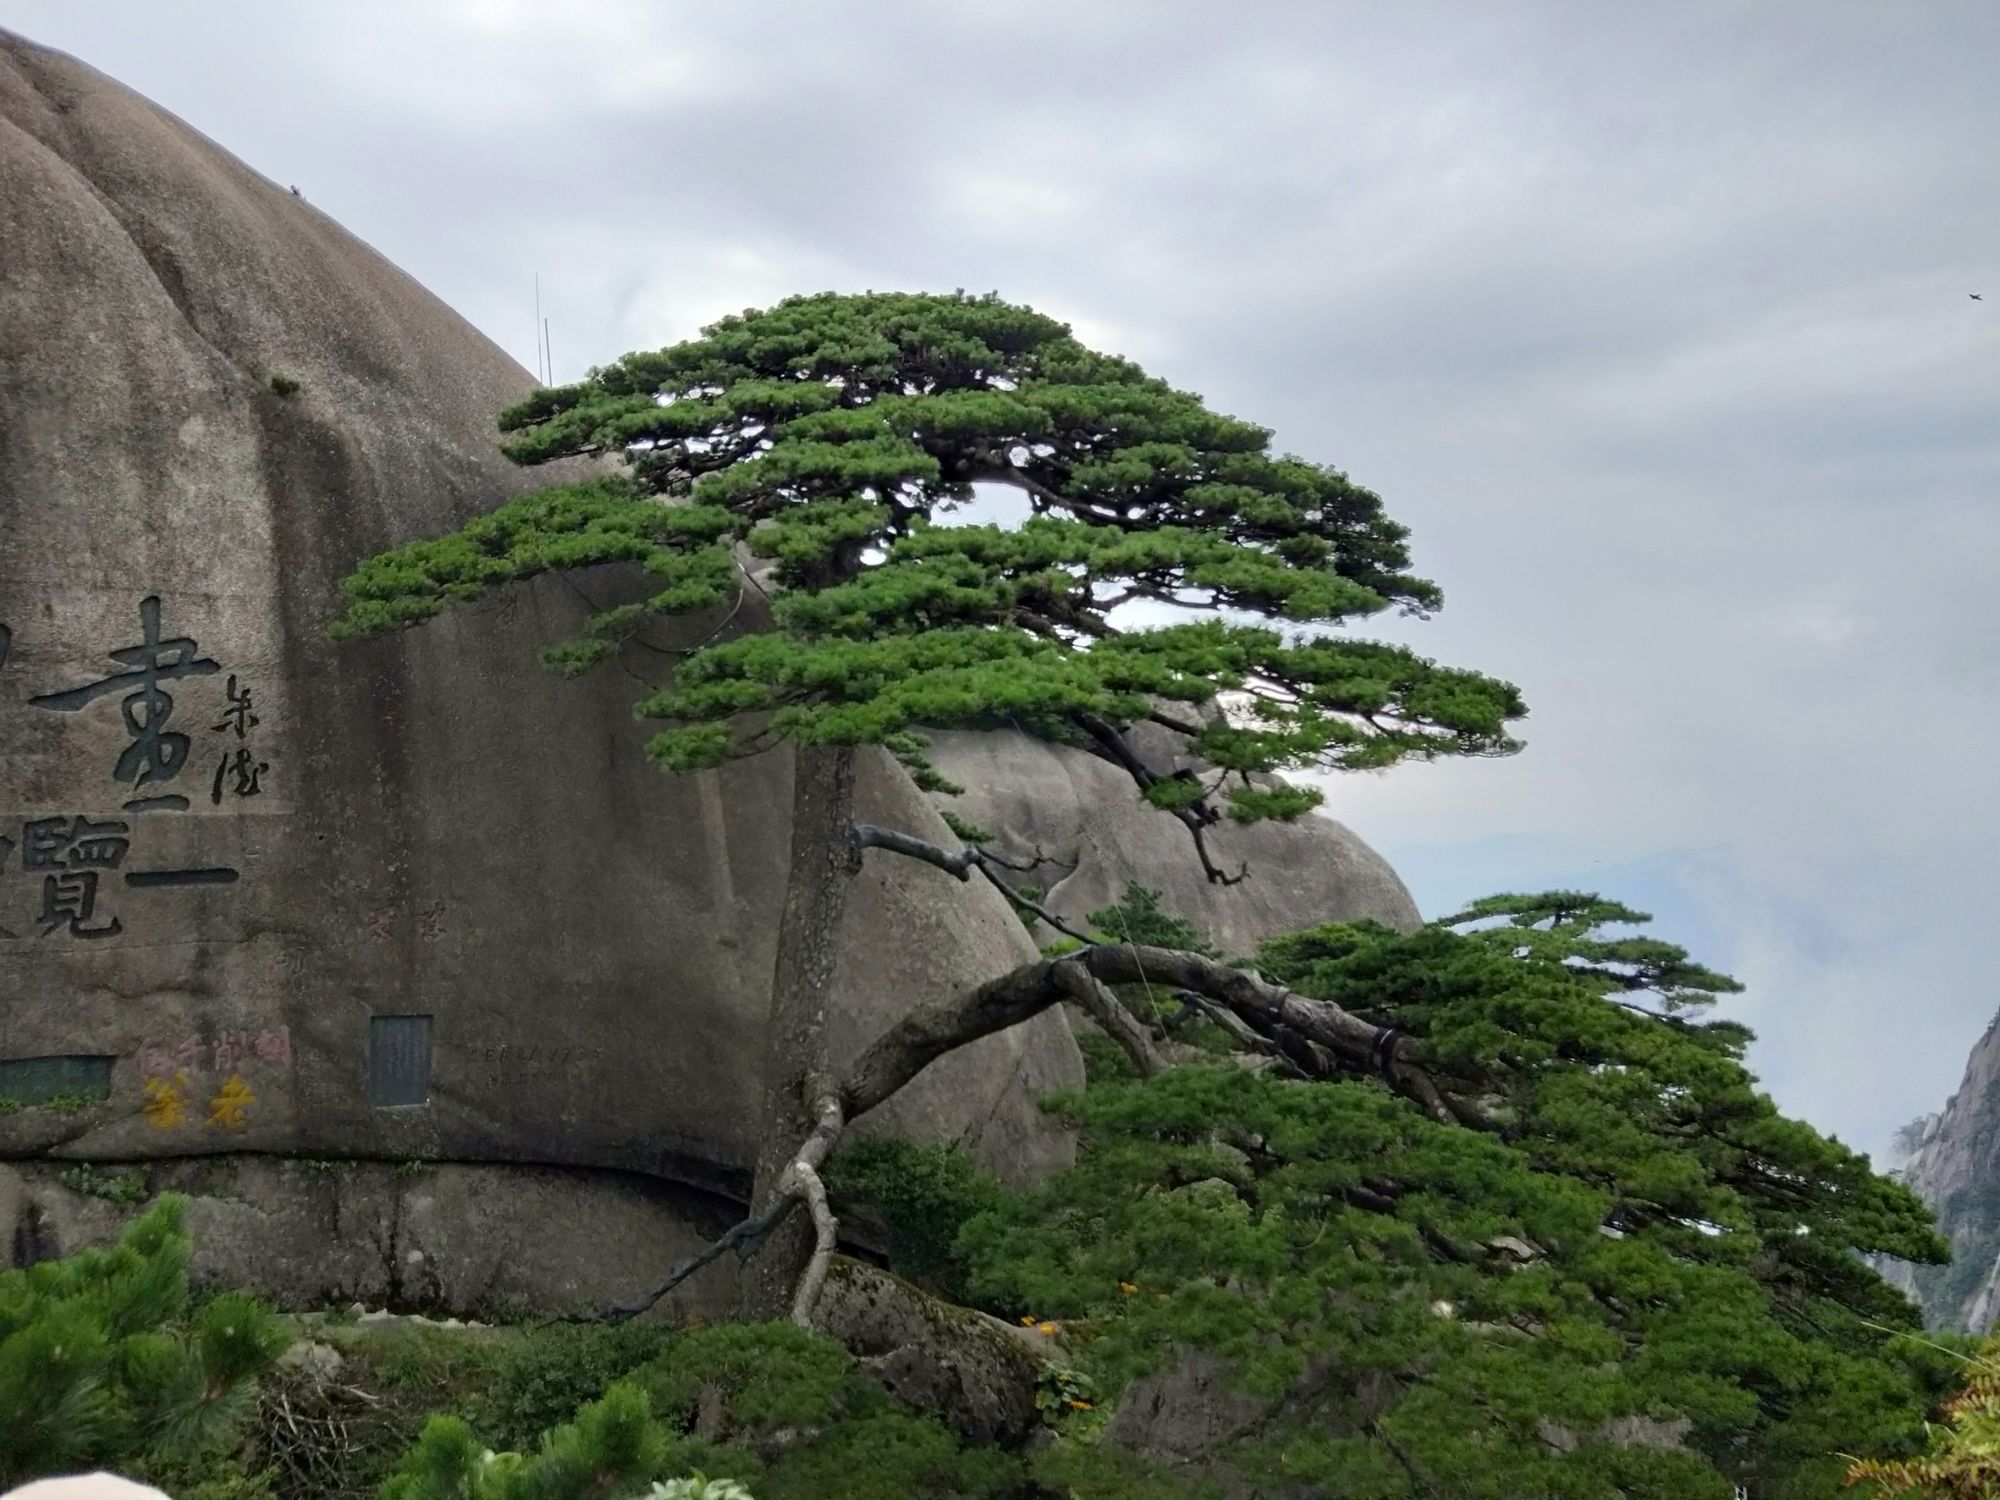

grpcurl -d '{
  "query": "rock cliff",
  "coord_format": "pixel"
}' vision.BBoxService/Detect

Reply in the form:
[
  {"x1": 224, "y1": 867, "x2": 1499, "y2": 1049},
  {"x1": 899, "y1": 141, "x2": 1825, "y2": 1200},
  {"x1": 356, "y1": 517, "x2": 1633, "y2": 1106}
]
[
  {"x1": 0, "y1": 26, "x2": 1424, "y2": 1316},
  {"x1": 1878, "y1": 1013, "x2": 2000, "y2": 1331}
]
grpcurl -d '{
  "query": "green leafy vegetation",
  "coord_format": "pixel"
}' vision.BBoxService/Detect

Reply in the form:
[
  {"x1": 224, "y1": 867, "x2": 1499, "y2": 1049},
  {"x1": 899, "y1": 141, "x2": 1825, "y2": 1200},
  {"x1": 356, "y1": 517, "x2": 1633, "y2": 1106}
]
[
  {"x1": 58, "y1": 1162, "x2": 152, "y2": 1206},
  {"x1": 268, "y1": 373, "x2": 301, "y2": 398},
  {"x1": 842, "y1": 889, "x2": 1958, "y2": 1497},
  {"x1": 377, "y1": 1322, "x2": 1057, "y2": 1500},
  {"x1": 822, "y1": 1136, "x2": 1005, "y2": 1301},
  {"x1": 332, "y1": 288, "x2": 1525, "y2": 825},
  {"x1": 0, "y1": 1195, "x2": 286, "y2": 1489},
  {"x1": 0, "y1": 889, "x2": 1961, "y2": 1498},
  {"x1": 1843, "y1": 1333, "x2": 2000, "y2": 1495}
]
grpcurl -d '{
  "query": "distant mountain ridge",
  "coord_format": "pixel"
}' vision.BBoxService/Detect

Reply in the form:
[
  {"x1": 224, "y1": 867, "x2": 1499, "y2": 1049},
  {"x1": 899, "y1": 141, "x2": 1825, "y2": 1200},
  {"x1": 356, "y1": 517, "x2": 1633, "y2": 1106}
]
[{"x1": 1877, "y1": 1014, "x2": 2000, "y2": 1330}]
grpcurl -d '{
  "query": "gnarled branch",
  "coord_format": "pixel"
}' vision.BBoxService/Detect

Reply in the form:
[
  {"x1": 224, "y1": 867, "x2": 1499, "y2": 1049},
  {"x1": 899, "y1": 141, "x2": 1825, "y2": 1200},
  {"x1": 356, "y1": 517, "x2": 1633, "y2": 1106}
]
[{"x1": 602, "y1": 942, "x2": 1501, "y2": 1323}]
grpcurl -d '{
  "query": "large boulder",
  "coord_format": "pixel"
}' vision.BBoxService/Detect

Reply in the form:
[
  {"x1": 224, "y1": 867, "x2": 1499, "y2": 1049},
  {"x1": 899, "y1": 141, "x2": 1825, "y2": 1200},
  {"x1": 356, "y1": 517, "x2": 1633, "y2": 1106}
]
[
  {"x1": 0, "y1": 28, "x2": 1080, "y2": 1306},
  {"x1": 926, "y1": 722, "x2": 1422, "y2": 955}
]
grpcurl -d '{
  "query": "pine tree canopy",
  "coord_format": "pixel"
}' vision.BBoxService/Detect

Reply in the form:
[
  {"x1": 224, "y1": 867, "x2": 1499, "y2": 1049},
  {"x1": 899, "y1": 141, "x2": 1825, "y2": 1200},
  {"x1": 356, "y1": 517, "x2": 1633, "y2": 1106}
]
[
  {"x1": 942, "y1": 892, "x2": 1956, "y2": 1497},
  {"x1": 332, "y1": 291, "x2": 1525, "y2": 827}
]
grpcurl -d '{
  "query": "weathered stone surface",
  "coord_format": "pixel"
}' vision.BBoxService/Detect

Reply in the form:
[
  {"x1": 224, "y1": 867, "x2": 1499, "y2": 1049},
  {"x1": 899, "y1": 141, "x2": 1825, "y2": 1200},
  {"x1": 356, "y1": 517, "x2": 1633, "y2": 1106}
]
[
  {"x1": 926, "y1": 721, "x2": 1423, "y2": 954},
  {"x1": 812, "y1": 1259, "x2": 1050, "y2": 1449},
  {"x1": 1876, "y1": 1016, "x2": 2000, "y2": 1330},
  {"x1": 0, "y1": 1157, "x2": 745, "y2": 1317},
  {"x1": 0, "y1": 26, "x2": 1080, "y2": 1288},
  {"x1": 1100, "y1": 1348, "x2": 1273, "y2": 1465}
]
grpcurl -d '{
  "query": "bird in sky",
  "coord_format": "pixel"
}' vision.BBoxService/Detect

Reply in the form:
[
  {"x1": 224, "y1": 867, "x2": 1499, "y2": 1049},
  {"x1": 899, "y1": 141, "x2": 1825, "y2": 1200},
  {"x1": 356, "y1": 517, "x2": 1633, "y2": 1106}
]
[{"x1": 1974, "y1": 293, "x2": 1985, "y2": 300}]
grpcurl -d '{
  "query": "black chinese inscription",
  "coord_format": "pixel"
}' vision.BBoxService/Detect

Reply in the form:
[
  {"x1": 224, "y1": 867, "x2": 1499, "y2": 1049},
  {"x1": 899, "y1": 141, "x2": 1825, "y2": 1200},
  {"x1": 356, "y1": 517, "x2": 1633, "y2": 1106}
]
[
  {"x1": 211, "y1": 746, "x2": 268, "y2": 804},
  {"x1": 2, "y1": 815, "x2": 132, "y2": 940},
  {"x1": 2, "y1": 601, "x2": 255, "y2": 941},
  {"x1": 125, "y1": 867, "x2": 239, "y2": 888},
  {"x1": 208, "y1": 674, "x2": 269, "y2": 804},
  {"x1": 40, "y1": 870, "x2": 119, "y2": 938},
  {"x1": 212, "y1": 674, "x2": 258, "y2": 739},
  {"x1": 29, "y1": 596, "x2": 219, "y2": 813},
  {"x1": 23, "y1": 814, "x2": 131, "y2": 871}
]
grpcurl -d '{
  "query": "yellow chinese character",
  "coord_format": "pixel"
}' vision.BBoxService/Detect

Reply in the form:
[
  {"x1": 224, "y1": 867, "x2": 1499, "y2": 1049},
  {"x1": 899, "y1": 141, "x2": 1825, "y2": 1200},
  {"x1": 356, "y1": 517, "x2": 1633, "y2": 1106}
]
[
  {"x1": 142, "y1": 1072, "x2": 192, "y2": 1129},
  {"x1": 205, "y1": 1074, "x2": 255, "y2": 1130}
]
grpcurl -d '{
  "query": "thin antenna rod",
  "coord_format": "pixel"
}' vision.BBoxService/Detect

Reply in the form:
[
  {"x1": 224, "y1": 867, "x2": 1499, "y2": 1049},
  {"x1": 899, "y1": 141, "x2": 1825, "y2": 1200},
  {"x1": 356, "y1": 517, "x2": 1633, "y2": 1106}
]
[
  {"x1": 544, "y1": 318, "x2": 553, "y2": 385},
  {"x1": 534, "y1": 273, "x2": 544, "y2": 384}
]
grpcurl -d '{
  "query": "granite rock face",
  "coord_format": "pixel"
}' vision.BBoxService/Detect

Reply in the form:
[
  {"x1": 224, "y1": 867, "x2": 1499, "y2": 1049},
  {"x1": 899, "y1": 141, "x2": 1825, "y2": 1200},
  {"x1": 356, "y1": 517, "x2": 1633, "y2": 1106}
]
[
  {"x1": 0, "y1": 28, "x2": 1430, "y2": 1317},
  {"x1": 0, "y1": 27, "x2": 1081, "y2": 1302},
  {"x1": 926, "y1": 722, "x2": 1423, "y2": 955},
  {"x1": 0, "y1": 1158, "x2": 746, "y2": 1318},
  {"x1": 1876, "y1": 1015, "x2": 2000, "y2": 1331}
]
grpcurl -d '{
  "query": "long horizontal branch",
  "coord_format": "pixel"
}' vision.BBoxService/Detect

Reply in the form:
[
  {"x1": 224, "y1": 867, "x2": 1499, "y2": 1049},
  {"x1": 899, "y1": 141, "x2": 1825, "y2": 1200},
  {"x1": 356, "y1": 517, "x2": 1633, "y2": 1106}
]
[{"x1": 601, "y1": 942, "x2": 1495, "y2": 1324}]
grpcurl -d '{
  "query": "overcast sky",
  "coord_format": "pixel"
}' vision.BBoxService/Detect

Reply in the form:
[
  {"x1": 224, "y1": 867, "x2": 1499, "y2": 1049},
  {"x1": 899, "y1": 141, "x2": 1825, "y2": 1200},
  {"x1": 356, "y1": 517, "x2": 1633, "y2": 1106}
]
[{"x1": 7, "y1": 1, "x2": 1995, "y2": 1160}]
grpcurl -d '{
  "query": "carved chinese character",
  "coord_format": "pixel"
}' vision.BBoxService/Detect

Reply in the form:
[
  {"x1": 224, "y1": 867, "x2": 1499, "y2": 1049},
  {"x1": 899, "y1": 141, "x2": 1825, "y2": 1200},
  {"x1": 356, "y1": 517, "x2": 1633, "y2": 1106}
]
[
  {"x1": 252, "y1": 1028, "x2": 294, "y2": 1067},
  {"x1": 211, "y1": 674, "x2": 259, "y2": 739},
  {"x1": 38, "y1": 870, "x2": 121, "y2": 939},
  {"x1": 21, "y1": 815, "x2": 130, "y2": 871},
  {"x1": 30, "y1": 596, "x2": 220, "y2": 812},
  {"x1": 210, "y1": 747, "x2": 269, "y2": 803}
]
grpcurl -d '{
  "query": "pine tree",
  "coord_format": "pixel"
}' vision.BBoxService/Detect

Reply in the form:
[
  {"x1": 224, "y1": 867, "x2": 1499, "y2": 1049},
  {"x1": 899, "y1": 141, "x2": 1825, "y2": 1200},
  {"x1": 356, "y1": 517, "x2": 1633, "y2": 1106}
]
[
  {"x1": 0, "y1": 1195, "x2": 287, "y2": 1487},
  {"x1": 367, "y1": 892, "x2": 1957, "y2": 1498},
  {"x1": 332, "y1": 291, "x2": 1526, "y2": 1313},
  {"x1": 946, "y1": 893, "x2": 1956, "y2": 1498}
]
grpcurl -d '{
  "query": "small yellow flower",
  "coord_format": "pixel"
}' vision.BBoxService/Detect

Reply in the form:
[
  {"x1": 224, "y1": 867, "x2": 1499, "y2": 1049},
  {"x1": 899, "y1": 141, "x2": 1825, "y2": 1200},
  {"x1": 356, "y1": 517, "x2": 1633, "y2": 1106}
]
[
  {"x1": 1019, "y1": 1315, "x2": 1037, "y2": 1326},
  {"x1": 1068, "y1": 1399, "x2": 1094, "y2": 1410},
  {"x1": 1036, "y1": 1321, "x2": 1059, "y2": 1335},
  {"x1": 1118, "y1": 1281, "x2": 1138, "y2": 1295}
]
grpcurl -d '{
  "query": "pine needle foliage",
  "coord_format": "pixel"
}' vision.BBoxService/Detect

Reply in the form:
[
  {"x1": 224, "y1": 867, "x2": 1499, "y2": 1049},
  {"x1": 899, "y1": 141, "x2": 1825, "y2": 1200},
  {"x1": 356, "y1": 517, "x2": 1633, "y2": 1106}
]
[
  {"x1": 1845, "y1": 1337, "x2": 2000, "y2": 1497},
  {"x1": 379, "y1": 1323, "x2": 1056, "y2": 1500},
  {"x1": 0, "y1": 1194, "x2": 288, "y2": 1487},
  {"x1": 331, "y1": 291, "x2": 1524, "y2": 815},
  {"x1": 948, "y1": 894, "x2": 1953, "y2": 1497}
]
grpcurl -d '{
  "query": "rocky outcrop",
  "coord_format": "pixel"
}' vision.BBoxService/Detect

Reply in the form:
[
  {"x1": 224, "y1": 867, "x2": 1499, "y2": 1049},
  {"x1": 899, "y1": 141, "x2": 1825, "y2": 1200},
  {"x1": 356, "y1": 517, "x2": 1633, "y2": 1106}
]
[
  {"x1": 811, "y1": 1259, "x2": 1051, "y2": 1449},
  {"x1": 0, "y1": 1157, "x2": 746, "y2": 1318},
  {"x1": 927, "y1": 721, "x2": 1422, "y2": 954},
  {"x1": 0, "y1": 27, "x2": 1426, "y2": 1317},
  {"x1": 0, "y1": 26, "x2": 1079, "y2": 1306},
  {"x1": 1877, "y1": 1014, "x2": 2000, "y2": 1330}
]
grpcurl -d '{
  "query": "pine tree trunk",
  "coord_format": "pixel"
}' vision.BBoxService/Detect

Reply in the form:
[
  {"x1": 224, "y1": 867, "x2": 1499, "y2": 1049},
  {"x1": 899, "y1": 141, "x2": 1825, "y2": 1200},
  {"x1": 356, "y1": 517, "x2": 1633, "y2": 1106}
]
[{"x1": 741, "y1": 740, "x2": 858, "y2": 1318}]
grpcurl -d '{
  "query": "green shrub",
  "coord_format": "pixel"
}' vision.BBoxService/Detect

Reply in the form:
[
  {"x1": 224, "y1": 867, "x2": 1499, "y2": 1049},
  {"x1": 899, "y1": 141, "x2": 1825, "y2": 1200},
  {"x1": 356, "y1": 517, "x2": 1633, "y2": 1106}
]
[
  {"x1": 0, "y1": 1195, "x2": 288, "y2": 1486},
  {"x1": 468, "y1": 1320, "x2": 674, "y2": 1453},
  {"x1": 58, "y1": 1163, "x2": 152, "y2": 1206},
  {"x1": 821, "y1": 1137, "x2": 1005, "y2": 1300}
]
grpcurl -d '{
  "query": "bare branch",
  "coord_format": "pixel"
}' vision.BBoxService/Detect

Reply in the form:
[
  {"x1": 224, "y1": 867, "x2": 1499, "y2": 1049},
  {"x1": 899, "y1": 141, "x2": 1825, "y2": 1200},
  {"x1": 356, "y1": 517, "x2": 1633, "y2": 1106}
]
[
  {"x1": 850, "y1": 822, "x2": 1098, "y2": 943},
  {"x1": 972, "y1": 861, "x2": 1097, "y2": 944},
  {"x1": 1055, "y1": 962, "x2": 1161, "y2": 1077},
  {"x1": 606, "y1": 940, "x2": 1508, "y2": 1322},
  {"x1": 788, "y1": 1161, "x2": 838, "y2": 1327},
  {"x1": 600, "y1": 1195, "x2": 799, "y2": 1323},
  {"x1": 1070, "y1": 713, "x2": 1246, "y2": 885},
  {"x1": 851, "y1": 823, "x2": 977, "y2": 879}
]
